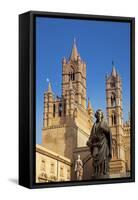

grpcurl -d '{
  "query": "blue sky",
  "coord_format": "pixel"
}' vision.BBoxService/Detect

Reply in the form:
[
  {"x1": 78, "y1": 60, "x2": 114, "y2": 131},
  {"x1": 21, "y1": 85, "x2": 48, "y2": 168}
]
[{"x1": 36, "y1": 16, "x2": 130, "y2": 144}]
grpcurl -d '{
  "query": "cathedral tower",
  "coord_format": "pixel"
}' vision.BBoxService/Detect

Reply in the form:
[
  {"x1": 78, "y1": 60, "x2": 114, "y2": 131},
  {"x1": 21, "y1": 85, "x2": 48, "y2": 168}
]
[
  {"x1": 106, "y1": 62, "x2": 123, "y2": 127},
  {"x1": 62, "y1": 39, "x2": 86, "y2": 109},
  {"x1": 106, "y1": 62, "x2": 126, "y2": 175},
  {"x1": 42, "y1": 40, "x2": 93, "y2": 161}
]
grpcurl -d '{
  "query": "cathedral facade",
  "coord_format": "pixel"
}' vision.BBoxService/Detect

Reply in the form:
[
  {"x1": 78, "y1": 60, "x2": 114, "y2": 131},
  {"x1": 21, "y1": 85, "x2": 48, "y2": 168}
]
[{"x1": 36, "y1": 40, "x2": 130, "y2": 182}]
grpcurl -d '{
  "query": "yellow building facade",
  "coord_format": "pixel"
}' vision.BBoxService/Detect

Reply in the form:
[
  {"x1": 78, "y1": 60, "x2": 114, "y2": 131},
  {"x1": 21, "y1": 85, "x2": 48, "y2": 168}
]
[
  {"x1": 36, "y1": 41, "x2": 130, "y2": 182},
  {"x1": 36, "y1": 144, "x2": 71, "y2": 182}
]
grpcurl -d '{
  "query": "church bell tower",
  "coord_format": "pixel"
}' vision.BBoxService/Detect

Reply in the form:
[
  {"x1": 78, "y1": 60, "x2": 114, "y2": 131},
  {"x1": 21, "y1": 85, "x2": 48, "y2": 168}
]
[
  {"x1": 62, "y1": 39, "x2": 86, "y2": 109},
  {"x1": 106, "y1": 62, "x2": 123, "y2": 128},
  {"x1": 106, "y1": 62, "x2": 126, "y2": 175}
]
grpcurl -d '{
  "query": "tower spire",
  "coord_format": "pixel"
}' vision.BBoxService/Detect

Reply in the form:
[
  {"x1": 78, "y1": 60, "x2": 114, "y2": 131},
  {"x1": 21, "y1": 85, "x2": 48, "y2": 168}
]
[
  {"x1": 111, "y1": 61, "x2": 116, "y2": 77},
  {"x1": 70, "y1": 38, "x2": 79, "y2": 61},
  {"x1": 47, "y1": 82, "x2": 52, "y2": 93}
]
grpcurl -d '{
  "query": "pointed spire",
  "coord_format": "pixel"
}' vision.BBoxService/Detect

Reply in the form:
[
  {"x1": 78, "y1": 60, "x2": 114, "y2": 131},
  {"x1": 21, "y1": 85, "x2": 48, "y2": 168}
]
[
  {"x1": 70, "y1": 38, "x2": 79, "y2": 61},
  {"x1": 47, "y1": 82, "x2": 52, "y2": 93},
  {"x1": 111, "y1": 61, "x2": 116, "y2": 77}
]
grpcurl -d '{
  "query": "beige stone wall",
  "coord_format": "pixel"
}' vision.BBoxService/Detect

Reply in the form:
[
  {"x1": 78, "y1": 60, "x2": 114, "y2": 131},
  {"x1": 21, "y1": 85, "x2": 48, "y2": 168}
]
[
  {"x1": 36, "y1": 144, "x2": 71, "y2": 183},
  {"x1": 42, "y1": 102, "x2": 93, "y2": 160},
  {"x1": 74, "y1": 104, "x2": 93, "y2": 148},
  {"x1": 76, "y1": 127, "x2": 89, "y2": 147},
  {"x1": 42, "y1": 125, "x2": 77, "y2": 160},
  {"x1": 75, "y1": 105, "x2": 93, "y2": 132}
]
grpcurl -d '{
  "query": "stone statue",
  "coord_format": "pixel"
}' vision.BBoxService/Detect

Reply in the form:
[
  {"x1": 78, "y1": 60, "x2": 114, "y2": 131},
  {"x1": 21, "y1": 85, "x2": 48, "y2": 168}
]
[
  {"x1": 87, "y1": 109, "x2": 112, "y2": 177},
  {"x1": 75, "y1": 155, "x2": 83, "y2": 180}
]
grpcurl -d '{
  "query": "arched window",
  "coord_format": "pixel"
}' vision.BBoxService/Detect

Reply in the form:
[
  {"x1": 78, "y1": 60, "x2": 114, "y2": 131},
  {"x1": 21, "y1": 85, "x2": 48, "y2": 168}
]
[
  {"x1": 114, "y1": 115, "x2": 116, "y2": 125},
  {"x1": 67, "y1": 169, "x2": 70, "y2": 180},
  {"x1": 50, "y1": 163, "x2": 55, "y2": 174},
  {"x1": 68, "y1": 67, "x2": 75, "y2": 81},
  {"x1": 60, "y1": 166, "x2": 64, "y2": 177},
  {"x1": 58, "y1": 103, "x2": 62, "y2": 117},
  {"x1": 111, "y1": 92, "x2": 116, "y2": 106},
  {"x1": 53, "y1": 104, "x2": 56, "y2": 117},
  {"x1": 41, "y1": 159, "x2": 46, "y2": 171},
  {"x1": 111, "y1": 112, "x2": 117, "y2": 126},
  {"x1": 111, "y1": 114, "x2": 114, "y2": 125}
]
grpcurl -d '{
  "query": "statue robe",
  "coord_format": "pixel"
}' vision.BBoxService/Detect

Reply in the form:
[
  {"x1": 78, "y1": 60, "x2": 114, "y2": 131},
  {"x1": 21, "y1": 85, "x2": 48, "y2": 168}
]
[{"x1": 88, "y1": 120, "x2": 112, "y2": 176}]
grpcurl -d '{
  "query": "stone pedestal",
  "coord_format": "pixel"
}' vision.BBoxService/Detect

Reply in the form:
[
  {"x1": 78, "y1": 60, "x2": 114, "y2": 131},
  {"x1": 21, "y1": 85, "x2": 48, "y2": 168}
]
[{"x1": 109, "y1": 159, "x2": 126, "y2": 177}]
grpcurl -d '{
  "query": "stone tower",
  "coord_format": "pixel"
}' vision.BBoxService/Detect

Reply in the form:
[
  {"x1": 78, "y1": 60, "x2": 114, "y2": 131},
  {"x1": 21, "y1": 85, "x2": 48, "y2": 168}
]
[
  {"x1": 42, "y1": 40, "x2": 94, "y2": 162},
  {"x1": 106, "y1": 62, "x2": 126, "y2": 176},
  {"x1": 43, "y1": 82, "x2": 53, "y2": 127},
  {"x1": 62, "y1": 39, "x2": 86, "y2": 109}
]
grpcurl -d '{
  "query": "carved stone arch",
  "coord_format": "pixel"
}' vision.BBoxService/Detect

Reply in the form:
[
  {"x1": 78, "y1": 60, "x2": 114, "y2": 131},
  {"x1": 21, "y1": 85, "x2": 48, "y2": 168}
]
[{"x1": 69, "y1": 65, "x2": 75, "y2": 81}]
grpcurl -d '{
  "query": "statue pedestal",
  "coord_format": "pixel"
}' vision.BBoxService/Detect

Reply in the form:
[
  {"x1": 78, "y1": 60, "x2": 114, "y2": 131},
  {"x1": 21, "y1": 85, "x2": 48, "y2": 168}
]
[{"x1": 109, "y1": 159, "x2": 126, "y2": 177}]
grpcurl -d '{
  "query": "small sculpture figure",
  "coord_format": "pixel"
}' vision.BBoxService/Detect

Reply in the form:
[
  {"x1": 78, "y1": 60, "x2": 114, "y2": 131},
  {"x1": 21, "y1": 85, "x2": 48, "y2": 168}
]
[
  {"x1": 75, "y1": 155, "x2": 83, "y2": 180},
  {"x1": 87, "y1": 109, "x2": 112, "y2": 177}
]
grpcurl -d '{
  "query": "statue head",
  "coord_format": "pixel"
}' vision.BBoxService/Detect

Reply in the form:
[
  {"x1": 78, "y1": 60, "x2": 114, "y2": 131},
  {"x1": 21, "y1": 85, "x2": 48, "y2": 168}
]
[
  {"x1": 77, "y1": 155, "x2": 81, "y2": 160},
  {"x1": 95, "y1": 109, "x2": 104, "y2": 122}
]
